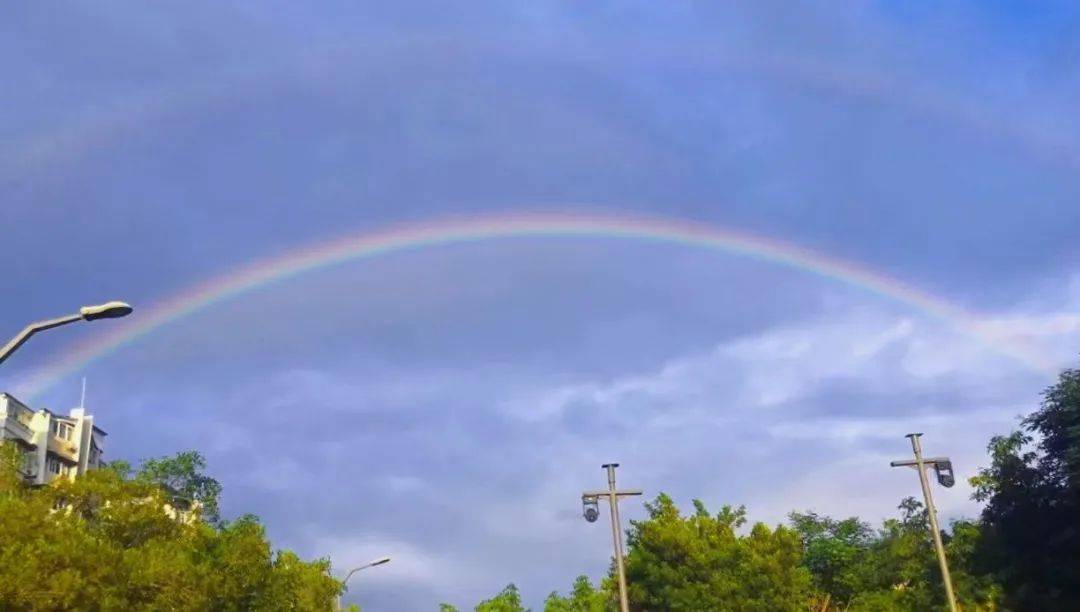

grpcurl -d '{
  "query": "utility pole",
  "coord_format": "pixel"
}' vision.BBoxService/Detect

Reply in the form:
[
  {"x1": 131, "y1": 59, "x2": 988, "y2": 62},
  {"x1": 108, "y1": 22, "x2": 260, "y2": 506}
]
[
  {"x1": 890, "y1": 433, "x2": 958, "y2": 612},
  {"x1": 582, "y1": 463, "x2": 641, "y2": 612}
]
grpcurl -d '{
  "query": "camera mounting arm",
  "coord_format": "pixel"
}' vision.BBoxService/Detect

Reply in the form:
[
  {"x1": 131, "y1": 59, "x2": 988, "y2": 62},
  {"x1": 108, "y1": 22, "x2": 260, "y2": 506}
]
[{"x1": 582, "y1": 489, "x2": 644, "y2": 499}]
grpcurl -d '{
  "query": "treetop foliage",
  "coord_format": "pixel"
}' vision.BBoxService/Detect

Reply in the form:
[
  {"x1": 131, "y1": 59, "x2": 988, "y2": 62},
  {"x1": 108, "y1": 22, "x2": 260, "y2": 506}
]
[
  {"x1": 0, "y1": 447, "x2": 341, "y2": 611},
  {"x1": 968, "y1": 366, "x2": 1080, "y2": 609}
]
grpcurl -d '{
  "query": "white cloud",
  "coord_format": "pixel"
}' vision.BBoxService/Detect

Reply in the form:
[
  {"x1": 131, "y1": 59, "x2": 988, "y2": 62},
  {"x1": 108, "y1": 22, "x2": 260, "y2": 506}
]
[
  {"x1": 502, "y1": 302, "x2": 1060, "y2": 432},
  {"x1": 485, "y1": 296, "x2": 1077, "y2": 534}
]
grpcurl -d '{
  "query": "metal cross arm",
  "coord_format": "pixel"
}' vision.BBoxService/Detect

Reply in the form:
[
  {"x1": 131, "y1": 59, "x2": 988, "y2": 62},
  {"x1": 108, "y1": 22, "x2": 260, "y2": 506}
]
[
  {"x1": 890, "y1": 457, "x2": 951, "y2": 469},
  {"x1": 583, "y1": 489, "x2": 643, "y2": 500}
]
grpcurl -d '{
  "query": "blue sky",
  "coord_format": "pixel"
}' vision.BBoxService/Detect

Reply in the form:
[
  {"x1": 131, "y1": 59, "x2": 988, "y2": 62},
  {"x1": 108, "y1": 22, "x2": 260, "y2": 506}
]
[{"x1": 3, "y1": 2, "x2": 1079, "y2": 609}]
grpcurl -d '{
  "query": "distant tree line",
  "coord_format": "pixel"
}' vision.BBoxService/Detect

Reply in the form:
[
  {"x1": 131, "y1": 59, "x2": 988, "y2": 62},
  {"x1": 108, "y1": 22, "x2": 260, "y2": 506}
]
[{"x1": 442, "y1": 366, "x2": 1080, "y2": 611}]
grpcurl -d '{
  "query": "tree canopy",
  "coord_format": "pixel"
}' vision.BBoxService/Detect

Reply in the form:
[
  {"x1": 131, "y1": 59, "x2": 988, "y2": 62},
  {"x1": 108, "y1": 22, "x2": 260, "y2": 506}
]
[
  {"x1": 131, "y1": 450, "x2": 224, "y2": 524},
  {"x1": 970, "y1": 366, "x2": 1080, "y2": 609},
  {"x1": 620, "y1": 495, "x2": 811, "y2": 611},
  {"x1": 544, "y1": 575, "x2": 609, "y2": 612},
  {"x1": 0, "y1": 447, "x2": 341, "y2": 610}
]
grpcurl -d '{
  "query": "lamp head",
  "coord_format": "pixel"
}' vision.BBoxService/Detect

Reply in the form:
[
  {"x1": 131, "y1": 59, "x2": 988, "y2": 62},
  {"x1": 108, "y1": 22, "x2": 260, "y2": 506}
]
[{"x1": 81, "y1": 301, "x2": 133, "y2": 321}]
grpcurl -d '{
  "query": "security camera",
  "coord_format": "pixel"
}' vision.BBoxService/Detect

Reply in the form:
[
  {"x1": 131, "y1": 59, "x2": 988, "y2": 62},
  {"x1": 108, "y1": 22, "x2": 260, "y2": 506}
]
[
  {"x1": 583, "y1": 497, "x2": 600, "y2": 523},
  {"x1": 934, "y1": 460, "x2": 955, "y2": 488}
]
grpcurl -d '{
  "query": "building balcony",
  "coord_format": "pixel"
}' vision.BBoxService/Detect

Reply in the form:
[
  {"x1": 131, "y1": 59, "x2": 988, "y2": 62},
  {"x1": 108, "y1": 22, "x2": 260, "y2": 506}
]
[
  {"x1": 47, "y1": 436, "x2": 79, "y2": 462},
  {"x1": 1, "y1": 411, "x2": 35, "y2": 442}
]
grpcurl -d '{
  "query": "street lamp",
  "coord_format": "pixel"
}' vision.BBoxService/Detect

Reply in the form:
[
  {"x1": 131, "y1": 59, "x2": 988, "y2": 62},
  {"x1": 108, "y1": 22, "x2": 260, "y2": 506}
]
[
  {"x1": 0, "y1": 301, "x2": 134, "y2": 366},
  {"x1": 890, "y1": 433, "x2": 958, "y2": 612},
  {"x1": 338, "y1": 556, "x2": 390, "y2": 610},
  {"x1": 582, "y1": 463, "x2": 642, "y2": 612}
]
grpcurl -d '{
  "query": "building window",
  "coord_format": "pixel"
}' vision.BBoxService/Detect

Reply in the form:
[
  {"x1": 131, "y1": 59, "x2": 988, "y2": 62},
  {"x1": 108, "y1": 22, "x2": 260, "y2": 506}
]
[
  {"x1": 51, "y1": 421, "x2": 74, "y2": 441},
  {"x1": 49, "y1": 460, "x2": 74, "y2": 477},
  {"x1": 21, "y1": 452, "x2": 35, "y2": 474}
]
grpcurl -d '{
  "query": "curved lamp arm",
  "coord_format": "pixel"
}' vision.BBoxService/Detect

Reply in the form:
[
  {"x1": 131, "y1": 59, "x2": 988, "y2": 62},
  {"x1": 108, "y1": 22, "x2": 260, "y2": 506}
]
[
  {"x1": 342, "y1": 556, "x2": 391, "y2": 590},
  {"x1": 0, "y1": 302, "x2": 132, "y2": 366}
]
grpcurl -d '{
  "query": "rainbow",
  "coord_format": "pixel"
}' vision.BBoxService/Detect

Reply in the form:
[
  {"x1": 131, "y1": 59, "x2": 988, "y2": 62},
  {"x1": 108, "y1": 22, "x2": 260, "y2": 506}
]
[
  {"x1": 17, "y1": 212, "x2": 1053, "y2": 399},
  {"x1": 3, "y1": 44, "x2": 1075, "y2": 186}
]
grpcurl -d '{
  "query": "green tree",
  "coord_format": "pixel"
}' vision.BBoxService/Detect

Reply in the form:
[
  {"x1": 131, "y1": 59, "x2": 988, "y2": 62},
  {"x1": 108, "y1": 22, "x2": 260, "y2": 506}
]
[
  {"x1": 828, "y1": 498, "x2": 1000, "y2": 611},
  {"x1": 942, "y1": 519, "x2": 1003, "y2": 609},
  {"x1": 544, "y1": 575, "x2": 610, "y2": 612},
  {"x1": 970, "y1": 366, "x2": 1080, "y2": 609},
  {"x1": 475, "y1": 583, "x2": 529, "y2": 612},
  {"x1": 850, "y1": 497, "x2": 943, "y2": 610},
  {"x1": 621, "y1": 494, "x2": 812, "y2": 611},
  {"x1": 788, "y1": 511, "x2": 873, "y2": 607},
  {"x1": 0, "y1": 446, "x2": 341, "y2": 610},
  {"x1": 134, "y1": 450, "x2": 223, "y2": 524}
]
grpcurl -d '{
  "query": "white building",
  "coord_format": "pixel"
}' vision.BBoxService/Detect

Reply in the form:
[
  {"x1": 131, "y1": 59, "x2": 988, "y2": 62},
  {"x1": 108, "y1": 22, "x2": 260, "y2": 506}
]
[{"x1": 0, "y1": 392, "x2": 106, "y2": 485}]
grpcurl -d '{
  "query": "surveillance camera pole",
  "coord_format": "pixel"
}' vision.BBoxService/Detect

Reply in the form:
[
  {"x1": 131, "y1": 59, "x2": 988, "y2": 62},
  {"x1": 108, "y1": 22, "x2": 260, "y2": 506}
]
[
  {"x1": 890, "y1": 434, "x2": 958, "y2": 612},
  {"x1": 582, "y1": 463, "x2": 642, "y2": 612}
]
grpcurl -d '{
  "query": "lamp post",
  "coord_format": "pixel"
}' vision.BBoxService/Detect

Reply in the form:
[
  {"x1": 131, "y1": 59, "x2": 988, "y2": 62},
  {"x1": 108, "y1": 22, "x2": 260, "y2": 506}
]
[
  {"x1": 890, "y1": 433, "x2": 958, "y2": 612},
  {"x1": 582, "y1": 463, "x2": 641, "y2": 612},
  {"x1": 0, "y1": 301, "x2": 133, "y2": 366},
  {"x1": 338, "y1": 556, "x2": 390, "y2": 610}
]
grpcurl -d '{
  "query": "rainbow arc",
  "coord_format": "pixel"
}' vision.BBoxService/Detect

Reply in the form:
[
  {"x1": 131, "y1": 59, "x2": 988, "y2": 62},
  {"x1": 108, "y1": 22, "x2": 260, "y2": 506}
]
[{"x1": 18, "y1": 212, "x2": 1054, "y2": 400}]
